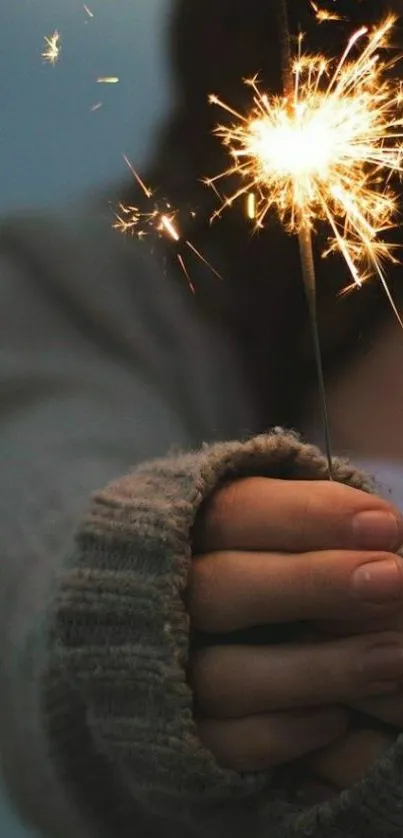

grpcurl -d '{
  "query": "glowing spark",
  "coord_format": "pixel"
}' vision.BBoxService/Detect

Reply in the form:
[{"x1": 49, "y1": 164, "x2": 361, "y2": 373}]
[
  {"x1": 122, "y1": 154, "x2": 153, "y2": 198},
  {"x1": 247, "y1": 193, "x2": 256, "y2": 219},
  {"x1": 160, "y1": 215, "x2": 180, "y2": 241},
  {"x1": 97, "y1": 77, "x2": 119, "y2": 84},
  {"x1": 310, "y1": 2, "x2": 344, "y2": 23},
  {"x1": 83, "y1": 4, "x2": 94, "y2": 17},
  {"x1": 42, "y1": 31, "x2": 61, "y2": 65},
  {"x1": 113, "y1": 203, "x2": 142, "y2": 236},
  {"x1": 208, "y1": 15, "x2": 403, "y2": 316},
  {"x1": 114, "y1": 158, "x2": 222, "y2": 289}
]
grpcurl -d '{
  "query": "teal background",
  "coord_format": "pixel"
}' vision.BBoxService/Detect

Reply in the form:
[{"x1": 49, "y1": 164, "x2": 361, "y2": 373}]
[
  {"x1": 0, "y1": 0, "x2": 171, "y2": 211},
  {"x1": 0, "y1": 2, "x2": 171, "y2": 833}
]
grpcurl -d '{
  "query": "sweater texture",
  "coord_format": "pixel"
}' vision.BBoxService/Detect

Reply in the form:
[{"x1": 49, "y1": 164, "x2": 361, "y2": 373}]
[{"x1": 0, "y1": 204, "x2": 402, "y2": 837}]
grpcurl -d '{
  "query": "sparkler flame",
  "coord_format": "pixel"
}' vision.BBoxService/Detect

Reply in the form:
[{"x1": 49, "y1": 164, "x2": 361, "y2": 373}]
[
  {"x1": 114, "y1": 157, "x2": 222, "y2": 290},
  {"x1": 310, "y1": 2, "x2": 345, "y2": 24},
  {"x1": 42, "y1": 31, "x2": 61, "y2": 65},
  {"x1": 207, "y1": 15, "x2": 403, "y2": 313}
]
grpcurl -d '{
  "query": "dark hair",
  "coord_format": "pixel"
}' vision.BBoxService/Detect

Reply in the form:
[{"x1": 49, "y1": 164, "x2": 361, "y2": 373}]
[{"x1": 125, "y1": 0, "x2": 403, "y2": 430}]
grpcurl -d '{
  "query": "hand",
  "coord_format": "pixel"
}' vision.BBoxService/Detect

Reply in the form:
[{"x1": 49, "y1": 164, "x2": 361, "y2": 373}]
[
  {"x1": 300, "y1": 600, "x2": 403, "y2": 793},
  {"x1": 288, "y1": 570, "x2": 403, "y2": 796},
  {"x1": 303, "y1": 725, "x2": 397, "y2": 794},
  {"x1": 186, "y1": 476, "x2": 403, "y2": 772},
  {"x1": 312, "y1": 607, "x2": 403, "y2": 728},
  {"x1": 286, "y1": 625, "x2": 402, "y2": 797}
]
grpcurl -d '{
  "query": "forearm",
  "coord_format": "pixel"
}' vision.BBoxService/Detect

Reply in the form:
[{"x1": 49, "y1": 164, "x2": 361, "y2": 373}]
[
  {"x1": 0, "y1": 385, "x2": 195, "y2": 837},
  {"x1": 0, "y1": 208, "x2": 257, "y2": 836}
]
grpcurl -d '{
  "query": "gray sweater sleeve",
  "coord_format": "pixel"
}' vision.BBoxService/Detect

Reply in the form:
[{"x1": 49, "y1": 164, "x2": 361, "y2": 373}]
[
  {"x1": 0, "y1": 210, "x2": 255, "y2": 838},
  {"x1": 47, "y1": 435, "x2": 403, "y2": 838},
  {"x1": 2, "y1": 212, "x2": 403, "y2": 838}
]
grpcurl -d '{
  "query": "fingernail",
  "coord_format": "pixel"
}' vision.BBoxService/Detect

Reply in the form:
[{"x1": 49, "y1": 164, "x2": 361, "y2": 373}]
[
  {"x1": 351, "y1": 559, "x2": 402, "y2": 602},
  {"x1": 358, "y1": 643, "x2": 403, "y2": 682},
  {"x1": 352, "y1": 511, "x2": 403, "y2": 550}
]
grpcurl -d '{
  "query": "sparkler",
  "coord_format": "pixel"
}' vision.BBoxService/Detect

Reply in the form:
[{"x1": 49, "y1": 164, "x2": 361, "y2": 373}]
[
  {"x1": 114, "y1": 156, "x2": 222, "y2": 291},
  {"x1": 310, "y1": 2, "x2": 345, "y2": 24},
  {"x1": 207, "y1": 4, "x2": 403, "y2": 476},
  {"x1": 42, "y1": 31, "x2": 61, "y2": 65}
]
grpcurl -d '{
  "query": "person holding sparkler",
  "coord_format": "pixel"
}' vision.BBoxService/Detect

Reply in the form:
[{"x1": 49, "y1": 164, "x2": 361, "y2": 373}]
[{"x1": 3, "y1": 1, "x2": 403, "y2": 837}]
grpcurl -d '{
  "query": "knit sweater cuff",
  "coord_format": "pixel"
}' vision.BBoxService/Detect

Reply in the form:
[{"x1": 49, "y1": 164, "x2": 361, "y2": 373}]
[{"x1": 48, "y1": 430, "x2": 371, "y2": 821}]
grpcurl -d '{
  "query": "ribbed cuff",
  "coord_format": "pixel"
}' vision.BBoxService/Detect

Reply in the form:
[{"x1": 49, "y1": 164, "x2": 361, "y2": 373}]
[{"x1": 49, "y1": 430, "x2": 401, "y2": 837}]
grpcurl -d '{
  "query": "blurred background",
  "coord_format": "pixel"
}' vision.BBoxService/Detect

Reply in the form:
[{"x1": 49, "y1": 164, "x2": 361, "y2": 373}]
[
  {"x1": 0, "y1": 0, "x2": 172, "y2": 213},
  {"x1": 0, "y1": 3, "x2": 171, "y2": 833}
]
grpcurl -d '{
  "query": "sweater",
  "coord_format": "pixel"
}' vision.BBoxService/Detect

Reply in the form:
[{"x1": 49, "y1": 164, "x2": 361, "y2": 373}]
[{"x1": 1, "y1": 202, "x2": 403, "y2": 838}]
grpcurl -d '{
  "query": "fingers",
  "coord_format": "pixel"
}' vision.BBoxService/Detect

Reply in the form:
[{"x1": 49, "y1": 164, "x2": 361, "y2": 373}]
[
  {"x1": 305, "y1": 727, "x2": 397, "y2": 789},
  {"x1": 188, "y1": 549, "x2": 403, "y2": 632},
  {"x1": 194, "y1": 477, "x2": 403, "y2": 555},
  {"x1": 312, "y1": 606, "x2": 403, "y2": 638},
  {"x1": 196, "y1": 706, "x2": 347, "y2": 772},
  {"x1": 350, "y1": 686, "x2": 403, "y2": 727},
  {"x1": 191, "y1": 632, "x2": 403, "y2": 718}
]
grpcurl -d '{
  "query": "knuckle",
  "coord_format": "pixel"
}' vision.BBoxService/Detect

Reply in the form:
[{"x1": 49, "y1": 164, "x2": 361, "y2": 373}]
[
  {"x1": 330, "y1": 480, "x2": 391, "y2": 516},
  {"x1": 316, "y1": 481, "x2": 364, "y2": 525},
  {"x1": 314, "y1": 482, "x2": 355, "y2": 526},
  {"x1": 293, "y1": 482, "x2": 354, "y2": 539}
]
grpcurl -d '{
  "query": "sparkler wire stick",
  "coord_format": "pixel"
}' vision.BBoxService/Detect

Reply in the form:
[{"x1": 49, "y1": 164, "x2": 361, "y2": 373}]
[
  {"x1": 208, "y1": 8, "x2": 403, "y2": 476},
  {"x1": 298, "y1": 224, "x2": 334, "y2": 476},
  {"x1": 279, "y1": 0, "x2": 334, "y2": 477}
]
